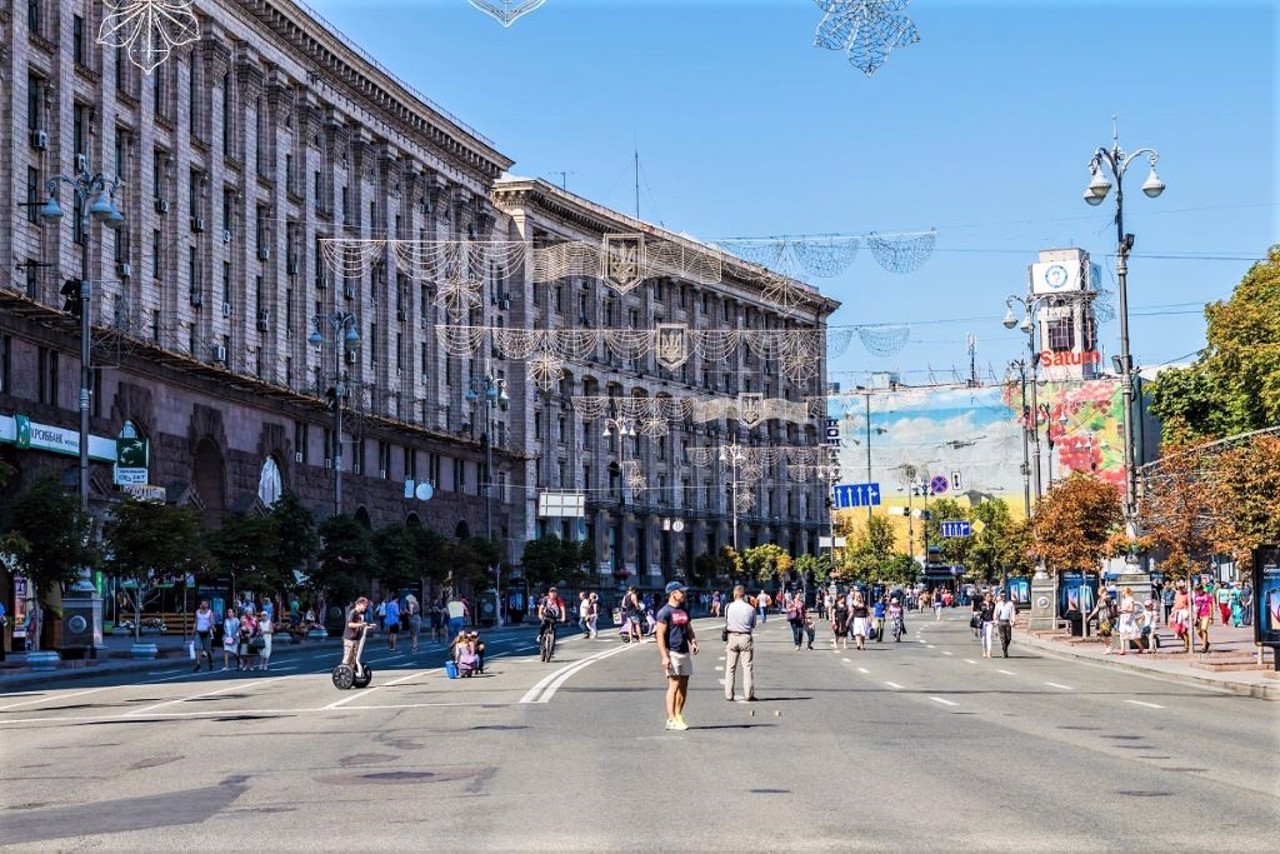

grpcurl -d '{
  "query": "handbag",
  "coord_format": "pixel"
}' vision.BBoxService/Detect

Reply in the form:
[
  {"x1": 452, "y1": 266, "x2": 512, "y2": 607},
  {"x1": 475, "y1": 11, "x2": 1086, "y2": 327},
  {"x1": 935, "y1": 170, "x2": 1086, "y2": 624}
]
[
  {"x1": 721, "y1": 627, "x2": 730, "y2": 642},
  {"x1": 186, "y1": 640, "x2": 196, "y2": 660},
  {"x1": 969, "y1": 615, "x2": 980, "y2": 629}
]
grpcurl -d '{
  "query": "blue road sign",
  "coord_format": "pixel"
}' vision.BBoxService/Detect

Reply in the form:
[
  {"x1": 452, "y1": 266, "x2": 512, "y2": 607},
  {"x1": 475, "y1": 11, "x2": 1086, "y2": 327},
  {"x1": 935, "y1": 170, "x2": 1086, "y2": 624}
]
[
  {"x1": 833, "y1": 482, "x2": 882, "y2": 509},
  {"x1": 940, "y1": 520, "x2": 972, "y2": 538}
]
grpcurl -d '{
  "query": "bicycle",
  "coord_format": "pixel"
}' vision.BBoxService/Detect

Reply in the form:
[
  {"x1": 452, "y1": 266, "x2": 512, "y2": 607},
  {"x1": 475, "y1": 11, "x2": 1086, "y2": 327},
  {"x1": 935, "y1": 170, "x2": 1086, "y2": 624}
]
[{"x1": 539, "y1": 620, "x2": 557, "y2": 662}]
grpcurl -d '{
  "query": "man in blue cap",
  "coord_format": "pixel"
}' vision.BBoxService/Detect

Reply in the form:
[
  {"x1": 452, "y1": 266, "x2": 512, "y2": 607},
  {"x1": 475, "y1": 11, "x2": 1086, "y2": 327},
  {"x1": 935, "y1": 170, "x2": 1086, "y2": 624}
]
[{"x1": 656, "y1": 580, "x2": 699, "y2": 731}]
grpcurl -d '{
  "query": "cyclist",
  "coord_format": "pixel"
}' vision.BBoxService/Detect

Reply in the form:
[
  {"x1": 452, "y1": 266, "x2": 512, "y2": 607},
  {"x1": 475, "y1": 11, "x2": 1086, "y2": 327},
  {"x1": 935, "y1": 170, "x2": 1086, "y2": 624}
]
[{"x1": 537, "y1": 587, "x2": 567, "y2": 657}]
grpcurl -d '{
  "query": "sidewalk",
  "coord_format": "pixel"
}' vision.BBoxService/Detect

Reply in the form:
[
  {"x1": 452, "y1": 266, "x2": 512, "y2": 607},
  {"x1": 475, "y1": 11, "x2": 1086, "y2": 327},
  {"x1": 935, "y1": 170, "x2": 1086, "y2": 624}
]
[{"x1": 1018, "y1": 619, "x2": 1279, "y2": 701}]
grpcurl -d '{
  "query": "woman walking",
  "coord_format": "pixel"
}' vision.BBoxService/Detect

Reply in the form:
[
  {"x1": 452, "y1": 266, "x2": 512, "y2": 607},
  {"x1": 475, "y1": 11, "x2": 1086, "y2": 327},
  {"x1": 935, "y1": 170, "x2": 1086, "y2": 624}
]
[
  {"x1": 787, "y1": 596, "x2": 808, "y2": 650},
  {"x1": 405, "y1": 595, "x2": 422, "y2": 652},
  {"x1": 192, "y1": 600, "x2": 216, "y2": 673},
  {"x1": 587, "y1": 592, "x2": 600, "y2": 639},
  {"x1": 258, "y1": 609, "x2": 274, "y2": 670},
  {"x1": 1117, "y1": 586, "x2": 1138, "y2": 656},
  {"x1": 831, "y1": 595, "x2": 850, "y2": 650},
  {"x1": 1170, "y1": 581, "x2": 1191, "y2": 652},
  {"x1": 1193, "y1": 583, "x2": 1214, "y2": 653},
  {"x1": 221, "y1": 607, "x2": 240, "y2": 671},
  {"x1": 850, "y1": 592, "x2": 870, "y2": 651},
  {"x1": 977, "y1": 591, "x2": 997, "y2": 658}
]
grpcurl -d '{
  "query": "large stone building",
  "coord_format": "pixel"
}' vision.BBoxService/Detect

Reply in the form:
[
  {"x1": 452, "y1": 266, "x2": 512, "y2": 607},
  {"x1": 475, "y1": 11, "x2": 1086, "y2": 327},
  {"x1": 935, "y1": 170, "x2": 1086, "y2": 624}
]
[{"x1": 0, "y1": 0, "x2": 837, "y2": 600}]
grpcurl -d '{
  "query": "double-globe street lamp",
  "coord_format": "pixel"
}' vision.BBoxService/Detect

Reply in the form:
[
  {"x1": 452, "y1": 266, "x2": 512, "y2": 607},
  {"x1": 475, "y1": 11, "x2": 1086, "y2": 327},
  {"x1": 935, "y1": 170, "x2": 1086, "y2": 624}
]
[
  {"x1": 1083, "y1": 132, "x2": 1164, "y2": 543},
  {"x1": 1003, "y1": 293, "x2": 1047, "y2": 504},
  {"x1": 40, "y1": 166, "x2": 125, "y2": 599},
  {"x1": 465, "y1": 374, "x2": 508, "y2": 624},
  {"x1": 307, "y1": 312, "x2": 360, "y2": 517}
]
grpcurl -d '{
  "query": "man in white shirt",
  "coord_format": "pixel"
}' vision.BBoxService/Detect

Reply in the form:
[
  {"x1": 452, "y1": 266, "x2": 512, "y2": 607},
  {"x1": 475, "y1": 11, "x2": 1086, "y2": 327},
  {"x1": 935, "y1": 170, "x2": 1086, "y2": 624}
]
[
  {"x1": 994, "y1": 591, "x2": 1017, "y2": 658},
  {"x1": 724, "y1": 585, "x2": 758, "y2": 702}
]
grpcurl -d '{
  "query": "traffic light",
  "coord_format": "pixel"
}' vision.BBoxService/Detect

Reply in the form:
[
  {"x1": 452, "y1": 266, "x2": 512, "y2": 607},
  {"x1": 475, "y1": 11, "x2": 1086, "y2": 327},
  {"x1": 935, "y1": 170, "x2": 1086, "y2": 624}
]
[{"x1": 61, "y1": 279, "x2": 83, "y2": 316}]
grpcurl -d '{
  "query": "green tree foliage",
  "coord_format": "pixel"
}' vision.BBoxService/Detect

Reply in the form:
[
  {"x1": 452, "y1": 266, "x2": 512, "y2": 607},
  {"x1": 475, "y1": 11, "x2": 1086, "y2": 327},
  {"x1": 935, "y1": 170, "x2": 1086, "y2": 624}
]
[
  {"x1": 314, "y1": 515, "x2": 379, "y2": 605},
  {"x1": 692, "y1": 546, "x2": 740, "y2": 587},
  {"x1": 207, "y1": 511, "x2": 280, "y2": 594},
  {"x1": 269, "y1": 493, "x2": 318, "y2": 581},
  {"x1": 967, "y1": 500, "x2": 1027, "y2": 583},
  {"x1": 372, "y1": 522, "x2": 421, "y2": 591},
  {"x1": 1150, "y1": 245, "x2": 1280, "y2": 442},
  {"x1": 794, "y1": 552, "x2": 832, "y2": 587},
  {"x1": 1030, "y1": 473, "x2": 1123, "y2": 574},
  {"x1": 2, "y1": 476, "x2": 96, "y2": 603},
  {"x1": 742, "y1": 543, "x2": 792, "y2": 585},
  {"x1": 520, "y1": 535, "x2": 590, "y2": 590},
  {"x1": 101, "y1": 498, "x2": 206, "y2": 639},
  {"x1": 925, "y1": 498, "x2": 972, "y2": 567}
]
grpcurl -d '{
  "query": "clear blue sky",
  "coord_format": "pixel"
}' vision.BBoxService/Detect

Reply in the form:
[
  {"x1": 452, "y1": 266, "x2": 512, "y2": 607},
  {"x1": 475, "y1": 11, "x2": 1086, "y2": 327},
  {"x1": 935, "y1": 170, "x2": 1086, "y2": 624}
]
[{"x1": 307, "y1": 0, "x2": 1276, "y2": 383}]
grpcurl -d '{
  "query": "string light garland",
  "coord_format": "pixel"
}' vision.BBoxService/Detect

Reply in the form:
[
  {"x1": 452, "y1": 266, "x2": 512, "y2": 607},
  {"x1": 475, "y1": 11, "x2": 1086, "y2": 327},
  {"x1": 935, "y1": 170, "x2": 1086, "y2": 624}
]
[
  {"x1": 468, "y1": 0, "x2": 547, "y2": 27},
  {"x1": 813, "y1": 0, "x2": 921, "y2": 77}
]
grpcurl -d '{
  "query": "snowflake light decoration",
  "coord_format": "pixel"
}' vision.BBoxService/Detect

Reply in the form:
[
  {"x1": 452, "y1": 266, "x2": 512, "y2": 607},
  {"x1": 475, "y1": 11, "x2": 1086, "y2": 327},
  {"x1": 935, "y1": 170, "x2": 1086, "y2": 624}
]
[
  {"x1": 468, "y1": 0, "x2": 547, "y2": 27},
  {"x1": 814, "y1": 0, "x2": 920, "y2": 77},
  {"x1": 98, "y1": 0, "x2": 201, "y2": 75}
]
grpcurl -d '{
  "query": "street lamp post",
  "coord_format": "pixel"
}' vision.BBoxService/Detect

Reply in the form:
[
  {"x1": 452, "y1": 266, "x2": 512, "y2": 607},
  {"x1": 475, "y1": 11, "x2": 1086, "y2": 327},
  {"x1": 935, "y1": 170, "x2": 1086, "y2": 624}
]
[
  {"x1": 1003, "y1": 294, "x2": 1044, "y2": 503},
  {"x1": 1083, "y1": 127, "x2": 1164, "y2": 541},
  {"x1": 307, "y1": 312, "x2": 360, "y2": 517},
  {"x1": 39, "y1": 168, "x2": 125, "y2": 522},
  {"x1": 1008, "y1": 359, "x2": 1033, "y2": 519},
  {"x1": 466, "y1": 374, "x2": 508, "y2": 625},
  {"x1": 718, "y1": 440, "x2": 749, "y2": 553}
]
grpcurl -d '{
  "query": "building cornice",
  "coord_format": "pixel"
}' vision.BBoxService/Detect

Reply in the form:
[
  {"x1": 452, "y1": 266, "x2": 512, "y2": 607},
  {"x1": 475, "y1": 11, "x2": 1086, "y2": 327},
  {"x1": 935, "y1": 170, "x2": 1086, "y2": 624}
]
[{"x1": 234, "y1": 0, "x2": 514, "y2": 183}]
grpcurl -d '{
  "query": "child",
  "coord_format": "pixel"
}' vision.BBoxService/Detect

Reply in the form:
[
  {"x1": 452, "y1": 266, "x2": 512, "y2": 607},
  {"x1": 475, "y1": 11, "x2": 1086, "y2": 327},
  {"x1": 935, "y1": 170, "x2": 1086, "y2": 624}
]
[{"x1": 803, "y1": 614, "x2": 816, "y2": 650}]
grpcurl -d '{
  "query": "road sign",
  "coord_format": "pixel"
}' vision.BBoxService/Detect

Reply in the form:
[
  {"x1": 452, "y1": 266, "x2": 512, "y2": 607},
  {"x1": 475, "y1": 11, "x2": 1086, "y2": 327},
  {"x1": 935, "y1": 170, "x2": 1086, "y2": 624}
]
[
  {"x1": 940, "y1": 520, "x2": 972, "y2": 538},
  {"x1": 822, "y1": 418, "x2": 841, "y2": 447},
  {"x1": 930, "y1": 475, "x2": 949, "y2": 494},
  {"x1": 832, "y1": 482, "x2": 881, "y2": 509}
]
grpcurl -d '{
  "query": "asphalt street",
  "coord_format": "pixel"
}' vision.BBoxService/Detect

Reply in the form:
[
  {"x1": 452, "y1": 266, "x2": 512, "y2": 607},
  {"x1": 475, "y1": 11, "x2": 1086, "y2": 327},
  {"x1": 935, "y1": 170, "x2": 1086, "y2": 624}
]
[{"x1": 0, "y1": 615, "x2": 1275, "y2": 851}]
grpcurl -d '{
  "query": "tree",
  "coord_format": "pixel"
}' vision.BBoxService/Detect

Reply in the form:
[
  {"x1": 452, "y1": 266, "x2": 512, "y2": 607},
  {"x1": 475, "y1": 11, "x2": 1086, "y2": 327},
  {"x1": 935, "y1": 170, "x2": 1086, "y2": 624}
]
[
  {"x1": 1137, "y1": 443, "x2": 1219, "y2": 579},
  {"x1": 742, "y1": 543, "x2": 792, "y2": 585},
  {"x1": 1029, "y1": 473, "x2": 1122, "y2": 574},
  {"x1": 372, "y1": 522, "x2": 421, "y2": 591},
  {"x1": 207, "y1": 511, "x2": 280, "y2": 598},
  {"x1": 313, "y1": 514, "x2": 378, "y2": 606},
  {"x1": 793, "y1": 552, "x2": 832, "y2": 588},
  {"x1": 101, "y1": 498, "x2": 206, "y2": 640},
  {"x1": 269, "y1": 492, "x2": 318, "y2": 584},
  {"x1": 1150, "y1": 245, "x2": 1280, "y2": 442},
  {"x1": 968, "y1": 500, "x2": 1028, "y2": 583},
  {"x1": 520, "y1": 535, "x2": 590, "y2": 590},
  {"x1": 1204, "y1": 434, "x2": 1280, "y2": 563},
  {"x1": 2, "y1": 476, "x2": 97, "y2": 644},
  {"x1": 926, "y1": 498, "x2": 972, "y2": 568}
]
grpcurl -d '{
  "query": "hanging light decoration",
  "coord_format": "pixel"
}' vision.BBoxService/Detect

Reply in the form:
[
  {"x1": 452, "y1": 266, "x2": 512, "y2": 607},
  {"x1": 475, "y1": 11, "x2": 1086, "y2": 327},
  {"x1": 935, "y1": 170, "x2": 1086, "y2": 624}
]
[
  {"x1": 813, "y1": 0, "x2": 920, "y2": 77},
  {"x1": 468, "y1": 0, "x2": 548, "y2": 27},
  {"x1": 98, "y1": 0, "x2": 200, "y2": 75}
]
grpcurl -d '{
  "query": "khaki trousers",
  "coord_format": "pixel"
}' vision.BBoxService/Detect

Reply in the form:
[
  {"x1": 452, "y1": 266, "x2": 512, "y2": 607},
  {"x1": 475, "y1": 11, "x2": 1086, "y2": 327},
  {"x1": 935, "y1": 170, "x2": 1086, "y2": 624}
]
[{"x1": 724, "y1": 633, "x2": 755, "y2": 700}]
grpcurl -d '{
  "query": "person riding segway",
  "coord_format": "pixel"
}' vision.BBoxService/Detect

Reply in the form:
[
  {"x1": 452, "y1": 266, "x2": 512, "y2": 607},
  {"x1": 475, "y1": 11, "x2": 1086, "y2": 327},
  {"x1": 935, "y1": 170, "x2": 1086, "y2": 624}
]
[{"x1": 333, "y1": 597, "x2": 374, "y2": 690}]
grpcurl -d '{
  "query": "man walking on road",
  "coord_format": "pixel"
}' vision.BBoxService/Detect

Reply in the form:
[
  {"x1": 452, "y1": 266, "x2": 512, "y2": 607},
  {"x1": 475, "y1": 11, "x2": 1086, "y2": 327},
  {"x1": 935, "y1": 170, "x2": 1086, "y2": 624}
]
[
  {"x1": 724, "y1": 585, "x2": 757, "y2": 702},
  {"x1": 994, "y1": 591, "x2": 1017, "y2": 658},
  {"x1": 656, "y1": 581, "x2": 699, "y2": 731}
]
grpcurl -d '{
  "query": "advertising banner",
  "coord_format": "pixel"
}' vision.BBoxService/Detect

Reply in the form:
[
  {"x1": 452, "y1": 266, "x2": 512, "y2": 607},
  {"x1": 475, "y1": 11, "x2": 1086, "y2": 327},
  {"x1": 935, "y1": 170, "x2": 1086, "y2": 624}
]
[{"x1": 1252, "y1": 545, "x2": 1280, "y2": 650}]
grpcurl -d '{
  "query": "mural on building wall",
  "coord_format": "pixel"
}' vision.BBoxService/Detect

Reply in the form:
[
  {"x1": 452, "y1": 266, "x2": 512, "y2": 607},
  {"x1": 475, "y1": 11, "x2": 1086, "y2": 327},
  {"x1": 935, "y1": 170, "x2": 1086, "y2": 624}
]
[{"x1": 827, "y1": 378, "x2": 1124, "y2": 520}]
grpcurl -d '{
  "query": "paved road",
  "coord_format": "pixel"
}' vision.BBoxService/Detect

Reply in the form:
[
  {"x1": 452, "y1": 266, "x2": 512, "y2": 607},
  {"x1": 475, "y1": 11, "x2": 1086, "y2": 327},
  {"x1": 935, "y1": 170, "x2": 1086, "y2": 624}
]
[{"x1": 0, "y1": 615, "x2": 1274, "y2": 850}]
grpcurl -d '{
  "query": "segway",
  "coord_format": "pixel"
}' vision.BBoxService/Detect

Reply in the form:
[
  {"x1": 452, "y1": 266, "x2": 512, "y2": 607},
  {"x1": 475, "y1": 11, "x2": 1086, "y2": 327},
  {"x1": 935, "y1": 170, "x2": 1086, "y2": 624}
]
[{"x1": 332, "y1": 623, "x2": 374, "y2": 690}]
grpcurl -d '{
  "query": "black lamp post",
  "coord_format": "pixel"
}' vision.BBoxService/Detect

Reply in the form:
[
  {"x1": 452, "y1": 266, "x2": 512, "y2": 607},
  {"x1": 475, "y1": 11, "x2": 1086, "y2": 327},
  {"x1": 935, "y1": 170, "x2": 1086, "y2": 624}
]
[
  {"x1": 466, "y1": 374, "x2": 508, "y2": 624},
  {"x1": 308, "y1": 312, "x2": 360, "y2": 517}
]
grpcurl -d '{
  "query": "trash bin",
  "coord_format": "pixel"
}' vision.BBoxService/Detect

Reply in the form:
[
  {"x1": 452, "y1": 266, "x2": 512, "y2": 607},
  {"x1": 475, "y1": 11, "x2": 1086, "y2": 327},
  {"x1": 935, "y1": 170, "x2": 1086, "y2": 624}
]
[
  {"x1": 1066, "y1": 612, "x2": 1084, "y2": 637},
  {"x1": 478, "y1": 589, "x2": 498, "y2": 628}
]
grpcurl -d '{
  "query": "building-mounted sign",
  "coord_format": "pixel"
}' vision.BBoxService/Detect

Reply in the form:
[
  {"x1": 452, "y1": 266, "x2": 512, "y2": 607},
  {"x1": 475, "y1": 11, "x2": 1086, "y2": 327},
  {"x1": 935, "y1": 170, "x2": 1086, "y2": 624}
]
[{"x1": 0, "y1": 414, "x2": 115, "y2": 461}]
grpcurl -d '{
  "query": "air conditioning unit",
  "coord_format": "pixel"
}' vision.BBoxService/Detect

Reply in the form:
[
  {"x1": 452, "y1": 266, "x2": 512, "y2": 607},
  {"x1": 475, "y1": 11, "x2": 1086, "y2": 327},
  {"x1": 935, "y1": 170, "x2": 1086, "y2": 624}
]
[
  {"x1": 190, "y1": 290, "x2": 203, "y2": 307},
  {"x1": 222, "y1": 229, "x2": 232, "y2": 243},
  {"x1": 315, "y1": 275, "x2": 328, "y2": 290},
  {"x1": 156, "y1": 199, "x2": 170, "y2": 214},
  {"x1": 286, "y1": 255, "x2": 299, "y2": 275},
  {"x1": 343, "y1": 284, "x2": 355, "y2": 300},
  {"x1": 118, "y1": 262, "x2": 132, "y2": 279},
  {"x1": 345, "y1": 350, "x2": 358, "y2": 365},
  {"x1": 212, "y1": 344, "x2": 227, "y2": 363},
  {"x1": 75, "y1": 153, "x2": 89, "y2": 173},
  {"x1": 258, "y1": 309, "x2": 271, "y2": 323},
  {"x1": 257, "y1": 247, "x2": 270, "y2": 262},
  {"x1": 379, "y1": 469, "x2": 387, "y2": 479},
  {"x1": 419, "y1": 373, "x2": 429, "y2": 384},
  {"x1": 294, "y1": 451, "x2": 304, "y2": 463},
  {"x1": 257, "y1": 318, "x2": 269, "y2": 332},
  {"x1": 191, "y1": 217, "x2": 205, "y2": 233},
  {"x1": 352, "y1": 463, "x2": 362, "y2": 475},
  {"x1": 30, "y1": 129, "x2": 48, "y2": 150},
  {"x1": 325, "y1": 458, "x2": 332, "y2": 469},
  {"x1": 221, "y1": 302, "x2": 232, "y2": 317}
]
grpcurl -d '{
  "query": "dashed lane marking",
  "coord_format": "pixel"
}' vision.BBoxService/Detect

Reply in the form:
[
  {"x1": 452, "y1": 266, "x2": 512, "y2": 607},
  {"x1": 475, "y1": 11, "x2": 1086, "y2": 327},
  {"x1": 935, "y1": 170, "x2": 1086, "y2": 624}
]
[
  {"x1": 964, "y1": 659, "x2": 978, "y2": 665},
  {"x1": 884, "y1": 681, "x2": 903, "y2": 690},
  {"x1": 941, "y1": 650, "x2": 952, "y2": 656},
  {"x1": 996, "y1": 669, "x2": 1016, "y2": 676},
  {"x1": 1045, "y1": 682, "x2": 1074, "y2": 690},
  {"x1": 857, "y1": 667, "x2": 869, "y2": 674},
  {"x1": 930, "y1": 697, "x2": 958, "y2": 707},
  {"x1": 1125, "y1": 700, "x2": 1165, "y2": 709}
]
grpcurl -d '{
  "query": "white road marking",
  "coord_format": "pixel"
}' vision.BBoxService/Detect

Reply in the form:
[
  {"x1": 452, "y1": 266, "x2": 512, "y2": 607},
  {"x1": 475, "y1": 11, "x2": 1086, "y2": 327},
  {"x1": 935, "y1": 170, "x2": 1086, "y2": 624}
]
[
  {"x1": 926, "y1": 645, "x2": 935, "y2": 649},
  {"x1": 123, "y1": 678, "x2": 272, "y2": 717},
  {"x1": 383, "y1": 671, "x2": 428, "y2": 687},
  {"x1": 520, "y1": 643, "x2": 633, "y2": 704},
  {"x1": 324, "y1": 688, "x2": 379, "y2": 709},
  {"x1": 930, "y1": 697, "x2": 958, "y2": 707},
  {"x1": 1045, "y1": 682, "x2": 1074, "y2": 690},
  {"x1": 941, "y1": 650, "x2": 953, "y2": 656},
  {"x1": 857, "y1": 667, "x2": 869, "y2": 674},
  {"x1": 1125, "y1": 700, "x2": 1165, "y2": 709},
  {"x1": 996, "y1": 669, "x2": 1016, "y2": 676},
  {"x1": 841, "y1": 657, "x2": 852, "y2": 663},
  {"x1": 964, "y1": 659, "x2": 978, "y2": 665},
  {"x1": 0, "y1": 685, "x2": 117, "y2": 711},
  {"x1": 883, "y1": 681, "x2": 903, "y2": 690},
  {"x1": 714, "y1": 666, "x2": 724, "y2": 671}
]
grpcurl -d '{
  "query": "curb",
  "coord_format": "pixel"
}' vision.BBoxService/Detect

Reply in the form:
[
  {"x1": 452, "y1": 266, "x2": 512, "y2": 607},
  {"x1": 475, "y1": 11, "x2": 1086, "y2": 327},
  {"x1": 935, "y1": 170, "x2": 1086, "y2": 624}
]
[{"x1": 1017, "y1": 634, "x2": 1280, "y2": 701}]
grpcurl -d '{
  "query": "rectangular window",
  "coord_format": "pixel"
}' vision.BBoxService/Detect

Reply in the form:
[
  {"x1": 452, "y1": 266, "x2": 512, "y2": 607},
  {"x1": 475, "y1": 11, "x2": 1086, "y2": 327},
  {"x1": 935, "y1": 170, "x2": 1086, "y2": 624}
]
[
  {"x1": 378, "y1": 442, "x2": 391, "y2": 479},
  {"x1": 28, "y1": 0, "x2": 41, "y2": 36},
  {"x1": 221, "y1": 73, "x2": 233, "y2": 152},
  {"x1": 73, "y1": 104, "x2": 88, "y2": 161},
  {"x1": 28, "y1": 72, "x2": 43, "y2": 132},
  {"x1": 37, "y1": 347, "x2": 58, "y2": 405},
  {"x1": 189, "y1": 59, "x2": 201, "y2": 137},
  {"x1": 189, "y1": 170, "x2": 202, "y2": 221},
  {"x1": 255, "y1": 206, "x2": 268, "y2": 254},
  {"x1": 189, "y1": 246, "x2": 200, "y2": 291},
  {"x1": 26, "y1": 167, "x2": 40, "y2": 223},
  {"x1": 222, "y1": 261, "x2": 231, "y2": 303},
  {"x1": 314, "y1": 171, "x2": 323, "y2": 213},
  {"x1": 153, "y1": 65, "x2": 167, "y2": 116},
  {"x1": 0, "y1": 335, "x2": 10, "y2": 393},
  {"x1": 152, "y1": 230, "x2": 162, "y2": 279},
  {"x1": 1047, "y1": 318, "x2": 1075, "y2": 351},
  {"x1": 115, "y1": 45, "x2": 128, "y2": 92},
  {"x1": 285, "y1": 154, "x2": 294, "y2": 194},
  {"x1": 73, "y1": 15, "x2": 85, "y2": 66}
]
